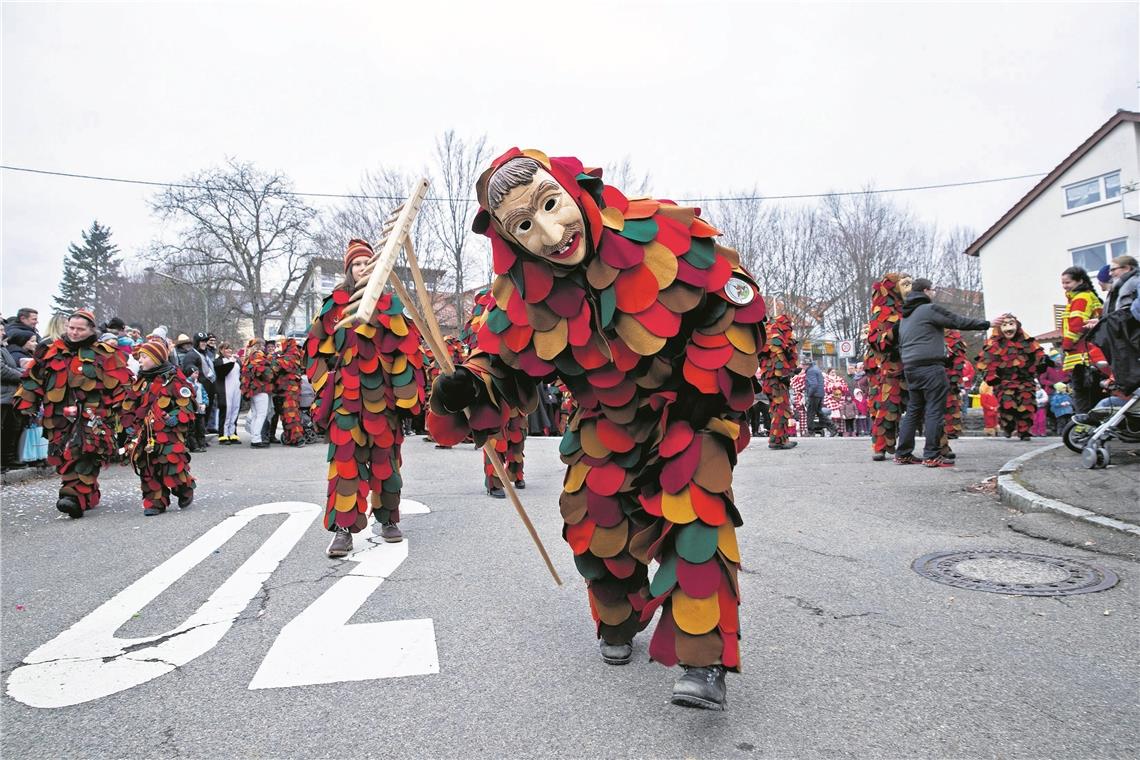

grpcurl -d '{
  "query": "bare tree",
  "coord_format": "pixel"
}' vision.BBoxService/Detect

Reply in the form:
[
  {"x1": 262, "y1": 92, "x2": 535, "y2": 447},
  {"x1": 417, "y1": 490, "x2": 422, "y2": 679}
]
[
  {"x1": 149, "y1": 158, "x2": 318, "y2": 338},
  {"x1": 603, "y1": 156, "x2": 652, "y2": 196},
  {"x1": 707, "y1": 195, "x2": 827, "y2": 335},
  {"x1": 426, "y1": 130, "x2": 490, "y2": 327},
  {"x1": 815, "y1": 190, "x2": 936, "y2": 344}
]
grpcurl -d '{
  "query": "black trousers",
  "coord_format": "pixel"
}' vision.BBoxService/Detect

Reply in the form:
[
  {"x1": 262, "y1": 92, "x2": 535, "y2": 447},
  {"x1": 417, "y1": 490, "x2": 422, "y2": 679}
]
[
  {"x1": 1, "y1": 404, "x2": 25, "y2": 469},
  {"x1": 1070, "y1": 364, "x2": 1104, "y2": 415},
  {"x1": 896, "y1": 364, "x2": 950, "y2": 460},
  {"x1": 805, "y1": 396, "x2": 837, "y2": 435}
]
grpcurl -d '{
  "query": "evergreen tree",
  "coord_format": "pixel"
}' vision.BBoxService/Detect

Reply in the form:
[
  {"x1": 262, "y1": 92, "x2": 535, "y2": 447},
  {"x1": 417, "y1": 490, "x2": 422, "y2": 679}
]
[{"x1": 53, "y1": 221, "x2": 123, "y2": 319}]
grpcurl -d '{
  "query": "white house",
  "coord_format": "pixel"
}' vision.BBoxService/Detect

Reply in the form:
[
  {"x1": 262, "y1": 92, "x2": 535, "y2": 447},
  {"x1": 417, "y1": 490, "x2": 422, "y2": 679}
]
[{"x1": 966, "y1": 110, "x2": 1140, "y2": 338}]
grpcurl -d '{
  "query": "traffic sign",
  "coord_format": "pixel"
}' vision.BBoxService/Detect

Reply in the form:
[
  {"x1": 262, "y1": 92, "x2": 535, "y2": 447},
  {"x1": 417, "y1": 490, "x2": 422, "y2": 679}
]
[{"x1": 838, "y1": 339, "x2": 856, "y2": 358}]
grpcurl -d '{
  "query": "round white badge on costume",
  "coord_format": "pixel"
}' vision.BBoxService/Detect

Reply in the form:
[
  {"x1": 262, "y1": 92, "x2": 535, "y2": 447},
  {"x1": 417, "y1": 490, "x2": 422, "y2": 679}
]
[
  {"x1": 723, "y1": 277, "x2": 755, "y2": 306},
  {"x1": 179, "y1": 387, "x2": 193, "y2": 398}
]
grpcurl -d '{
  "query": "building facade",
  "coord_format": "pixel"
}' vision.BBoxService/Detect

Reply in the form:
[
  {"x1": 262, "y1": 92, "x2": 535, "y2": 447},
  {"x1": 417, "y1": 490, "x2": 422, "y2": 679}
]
[{"x1": 966, "y1": 111, "x2": 1140, "y2": 337}]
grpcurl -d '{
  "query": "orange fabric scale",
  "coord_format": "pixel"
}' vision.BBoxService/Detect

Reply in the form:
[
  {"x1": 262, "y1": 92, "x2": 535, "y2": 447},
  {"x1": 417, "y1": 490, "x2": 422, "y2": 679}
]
[
  {"x1": 427, "y1": 148, "x2": 766, "y2": 672},
  {"x1": 306, "y1": 288, "x2": 426, "y2": 532}
]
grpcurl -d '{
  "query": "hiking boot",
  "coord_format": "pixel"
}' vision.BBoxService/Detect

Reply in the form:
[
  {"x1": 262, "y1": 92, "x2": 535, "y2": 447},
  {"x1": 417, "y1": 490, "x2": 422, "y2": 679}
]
[
  {"x1": 599, "y1": 640, "x2": 633, "y2": 665},
  {"x1": 768, "y1": 441, "x2": 797, "y2": 450},
  {"x1": 893, "y1": 454, "x2": 921, "y2": 465},
  {"x1": 380, "y1": 522, "x2": 403, "y2": 543},
  {"x1": 923, "y1": 456, "x2": 955, "y2": 468},
  {"x1": 326, "y1": 527, "x2": 353, "y2": 557},
  {"x1": 56, "y1": 497, "x2": 83, "y2": 519},
  {"x1": 671, "y1": 665, "x2": 727, "y2": 710},
  {"x1": 871, "y1": 451, "x2": 887, "y2": 461},
  {"x1": 177, "y1": 488, "x2": 194, "y2": 509},
  {"x1": 143, "y1": 506, "x2": 165, "y2": 516},
  {"x1": 514, "y1": 479, "x2": 526, "y2": 490},
  {"x1": 488, "y1": 486, "x2": 506, "y2": 499}
]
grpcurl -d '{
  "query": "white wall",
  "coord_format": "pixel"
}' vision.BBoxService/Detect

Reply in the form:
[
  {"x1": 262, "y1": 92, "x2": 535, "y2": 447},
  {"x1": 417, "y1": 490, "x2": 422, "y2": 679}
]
[{"x1": 977, "y1": 120, "x2": 1140, "y2": 336}]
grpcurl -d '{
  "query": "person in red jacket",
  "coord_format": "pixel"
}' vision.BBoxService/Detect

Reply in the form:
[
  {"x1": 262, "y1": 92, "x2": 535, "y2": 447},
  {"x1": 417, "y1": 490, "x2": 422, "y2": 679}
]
[
  {"x1": 13, "y1": 308, "x2": 131, "y2": 518},
  {"x1": 120, "y1": 338, "x2": 196, "y2": 515}
]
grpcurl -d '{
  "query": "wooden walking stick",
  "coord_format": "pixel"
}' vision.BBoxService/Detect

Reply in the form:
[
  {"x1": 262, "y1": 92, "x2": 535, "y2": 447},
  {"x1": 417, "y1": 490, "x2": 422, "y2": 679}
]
[{"x1": 337, "y1": 177, "x2": 562, "y2": 586}]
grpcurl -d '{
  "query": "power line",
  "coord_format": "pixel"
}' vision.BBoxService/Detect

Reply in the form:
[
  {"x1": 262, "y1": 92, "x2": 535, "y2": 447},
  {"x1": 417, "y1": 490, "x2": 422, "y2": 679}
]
[{"x1": 0, "y1": 163, "x2": 1046, "y2": 204}]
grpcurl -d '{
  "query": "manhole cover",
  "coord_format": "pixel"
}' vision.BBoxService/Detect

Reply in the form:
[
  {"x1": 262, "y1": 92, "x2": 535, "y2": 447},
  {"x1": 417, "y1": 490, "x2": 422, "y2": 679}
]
[{"x1": 912, "y1": 550, "x2": 1119, "y2": 596}]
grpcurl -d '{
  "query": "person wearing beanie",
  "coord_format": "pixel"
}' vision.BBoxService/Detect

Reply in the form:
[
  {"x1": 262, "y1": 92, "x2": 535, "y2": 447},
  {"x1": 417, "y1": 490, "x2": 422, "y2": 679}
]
[
  {"x1": 120, "y1": 338, "x2": 197, "y2": 515},
  {"x1": 1096, "y1": 265, "x2": 1114, "y2": 295},
  {"x1": 894, "y1": 279, "x2": 995, "y2": 465},
  {"x1": 13, "y1": 308, "x2": 132, "y2": 518},
  {"x1": 306, "y1": 237, "x2": 426, "y2": 558}
]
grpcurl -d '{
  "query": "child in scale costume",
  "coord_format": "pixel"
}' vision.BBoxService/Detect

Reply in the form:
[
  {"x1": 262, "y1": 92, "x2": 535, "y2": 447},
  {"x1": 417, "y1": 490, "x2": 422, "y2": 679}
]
[
  {"x1": 428, "y1": 149, "x2": 765, "y2": 710},
  {"x1": 975, "y1": 315, "x2": 1048, "y2": 440}
]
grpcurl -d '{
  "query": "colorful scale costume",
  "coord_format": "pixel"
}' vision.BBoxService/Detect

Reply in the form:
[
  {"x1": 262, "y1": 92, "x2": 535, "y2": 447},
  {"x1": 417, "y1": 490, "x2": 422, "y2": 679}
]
[
  {"x1": 14, "y1": 337, "x2": 130, "y2": 512},
  {"x1": 276, "y1": 339, "x2": 305, "y2": 445},
  {"x1": 120, "y1": 364, "x2": 196, "y2": 511},
  {"x1": 975, "y1": 319, "x2": 1047, "y2": 438},
  {"x1": 942, "y1": 330, "x2": 969, "y2": 441},
  {"x1": 428, "y1": 149, "x2": 765, "y2": 671},
  {"x1": 865, "y1": 275, "x2": 907, "y2": 455},
  {"x1": 465, "y1": 287, "x2": 527, "y2": 492},
  {"x1": 306, "y1": 288, "x2": 426, "y2": 532},
  {"x1": 758, "y1": 315, "x2": 797, "y2": 446},
  {"x1": 240, "y1": 346, "x2": 276, "y2": 400}
]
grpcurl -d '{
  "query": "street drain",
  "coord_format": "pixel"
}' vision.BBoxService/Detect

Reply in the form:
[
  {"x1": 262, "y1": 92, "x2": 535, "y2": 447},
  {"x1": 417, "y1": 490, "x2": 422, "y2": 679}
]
[{"x1": 912, "y1": 550, "x2": 1119, "y2": 596}]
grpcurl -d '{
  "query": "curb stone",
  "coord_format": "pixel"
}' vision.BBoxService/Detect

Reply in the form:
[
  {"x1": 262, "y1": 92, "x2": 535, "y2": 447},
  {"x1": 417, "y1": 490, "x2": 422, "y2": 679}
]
[{"x1": 997, "y1": 441, "x2": 1140, "y2": 538}]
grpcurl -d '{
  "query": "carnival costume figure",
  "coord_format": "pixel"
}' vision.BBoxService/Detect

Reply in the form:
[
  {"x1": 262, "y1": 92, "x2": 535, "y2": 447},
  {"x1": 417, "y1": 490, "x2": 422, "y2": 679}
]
[
  {"x1": 240, "y1": 341, "x2": 276, "y2": 447},
  {"x1": 759, "y1": 314, "x2": 798, "y2": 450},
  {"x1": 975, "y1": 315, "x2": 1048, "y2": 440},
  {"x1": 120, "y1": 338, "x2": 196, "y2": 515},
  {"x1": 865, "y1": 273, "x2": 911, "y2": 460},
  {"x1": 276, "y1": 338, "x2": 306, "y2": 445},
  {"x1": 14, "y1": 309, "x2": 130, "y2": 518},
  {"x1": 306, "y1": 239, "x2": 426, "y2": 557},
  {"x1": 941, "y1": 330, "x2": 970, "y2": 447},
  {"x1": 464, "y1": 286, "x2": 527, "y2": 497},
  {"x1": 427, "y1": 149, "x2": 765, "y2": 710}
]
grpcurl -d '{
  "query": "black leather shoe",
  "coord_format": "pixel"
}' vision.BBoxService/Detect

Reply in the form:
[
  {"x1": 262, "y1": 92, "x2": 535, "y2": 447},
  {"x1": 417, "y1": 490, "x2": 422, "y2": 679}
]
[
  {"x1": 767, "y1": 441, "x2": 797, "y2": 450},
  {"x1": 599, "y1": 640, "x2": 633, "y2": 665},
  {"x1": 488, "y1": 487, "x2": 506, "y2": 499},
  {"x1": 177, "y1": 488, "x2": 194, "y2": 509},
  {"x1": 871, "y1": 451, "x2": 886, "y2": 461},
  {"x1": 514, "y1": 479, "x2": 526, "y2": 489},
  {"x1": 56, "y1": 497, "x2": 83, "y2": 519},
  {"x1": 671, "y1": 665, "x2": 727, "y2": 710},
  {"x1": 143, "y1": 506, "x2": 164, "y2": 516}
]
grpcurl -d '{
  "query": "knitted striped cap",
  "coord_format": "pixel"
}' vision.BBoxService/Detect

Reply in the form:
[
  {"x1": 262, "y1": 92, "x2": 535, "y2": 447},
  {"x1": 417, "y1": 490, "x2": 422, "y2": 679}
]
[
  {"x1": 344, "y1": 238, "x2": 373, "y2": 271},
  {"x1": 137, "y1": 338, "x2": 170, "y2": 366},
  {"x1": 69, "y1": 308, "x2": 97, "y2": 327}
]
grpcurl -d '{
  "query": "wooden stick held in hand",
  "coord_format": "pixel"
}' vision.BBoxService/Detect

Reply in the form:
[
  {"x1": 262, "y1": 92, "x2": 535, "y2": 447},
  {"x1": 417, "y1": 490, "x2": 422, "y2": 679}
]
[{"x1": 387, "y1": 257, "x2": 563, "y2": 587}]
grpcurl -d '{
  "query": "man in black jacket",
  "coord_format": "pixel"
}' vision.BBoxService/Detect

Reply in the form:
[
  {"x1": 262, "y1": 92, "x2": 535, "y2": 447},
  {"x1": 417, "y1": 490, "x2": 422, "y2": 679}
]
[{"x1": 895, "y1": 279, "x2": 996, "y2": 467}]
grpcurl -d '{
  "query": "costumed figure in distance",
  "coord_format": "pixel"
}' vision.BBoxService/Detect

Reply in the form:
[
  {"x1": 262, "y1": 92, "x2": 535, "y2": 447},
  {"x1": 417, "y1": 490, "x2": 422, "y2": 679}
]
[
  {"x1": 759, "y1": 314, "x2": 798, "y2": 450},
  {"x1": 864, "y1": 273, "x2": 911, "y2": 460},
  {"x1": 975, "y1": 315, "x2": 1049, "y2": 440}
]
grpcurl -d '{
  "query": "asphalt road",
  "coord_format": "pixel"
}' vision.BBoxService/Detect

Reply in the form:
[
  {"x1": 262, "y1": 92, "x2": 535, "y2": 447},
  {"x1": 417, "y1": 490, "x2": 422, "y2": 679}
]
[{"x1": 2, "y1": 435, "x2": 1136, "y2": 759}]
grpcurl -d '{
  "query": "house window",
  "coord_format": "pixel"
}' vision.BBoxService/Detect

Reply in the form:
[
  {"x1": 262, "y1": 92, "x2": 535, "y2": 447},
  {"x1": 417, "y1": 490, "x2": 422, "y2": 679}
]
[
  {"x1": 319, "y1": 272, "x2": 338, "y2": 290},
  {"x1": 1064, "y1": 171, "x2": 1121, "y2": 210},
  {"x1": 1070, "y1": 238, "x2": 1128, "y2": 271}
]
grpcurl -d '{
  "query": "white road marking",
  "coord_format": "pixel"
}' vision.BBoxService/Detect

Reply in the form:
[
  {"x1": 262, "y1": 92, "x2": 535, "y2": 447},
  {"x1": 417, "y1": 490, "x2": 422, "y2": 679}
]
[
  {"x1": 249, "y1": 505, "x2": 438, "y2": 689},
  {"x1": 6, "y1": 502, "x2": 321, "y2": 709}
]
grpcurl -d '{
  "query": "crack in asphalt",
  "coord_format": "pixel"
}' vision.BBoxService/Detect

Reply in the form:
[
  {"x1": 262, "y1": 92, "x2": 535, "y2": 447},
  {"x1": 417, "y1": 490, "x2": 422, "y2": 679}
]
[
  {"x1": 773, "y1": 540, "x2": 862, "y2": 564},
  {"x1": 784, "y1": 595, "x2": 883, "y2": 625}
]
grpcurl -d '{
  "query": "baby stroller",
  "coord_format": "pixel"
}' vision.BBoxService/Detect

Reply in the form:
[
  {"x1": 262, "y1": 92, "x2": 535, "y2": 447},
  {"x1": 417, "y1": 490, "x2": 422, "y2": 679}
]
[{"x1": 1062, "y1": 308, "x2": 1140, "y2": 468}]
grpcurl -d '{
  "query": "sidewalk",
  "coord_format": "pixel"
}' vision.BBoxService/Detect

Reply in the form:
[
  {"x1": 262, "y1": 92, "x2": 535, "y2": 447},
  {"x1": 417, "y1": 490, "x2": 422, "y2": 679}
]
[{"x1": 999, "y1": 440, "x2": 1140, "y2": 537}]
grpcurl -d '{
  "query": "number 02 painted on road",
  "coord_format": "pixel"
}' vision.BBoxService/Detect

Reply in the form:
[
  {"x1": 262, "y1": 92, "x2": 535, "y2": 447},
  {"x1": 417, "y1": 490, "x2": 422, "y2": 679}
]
[{"x1": 6, "y1": 501, "x2": 438, "y2": 709}]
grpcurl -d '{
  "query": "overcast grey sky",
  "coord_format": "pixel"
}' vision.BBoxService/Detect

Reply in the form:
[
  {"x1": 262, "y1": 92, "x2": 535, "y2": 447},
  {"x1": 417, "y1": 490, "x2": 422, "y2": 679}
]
[{"x1": 2, "y1": 0, "x2": 1137, "y2": 325}]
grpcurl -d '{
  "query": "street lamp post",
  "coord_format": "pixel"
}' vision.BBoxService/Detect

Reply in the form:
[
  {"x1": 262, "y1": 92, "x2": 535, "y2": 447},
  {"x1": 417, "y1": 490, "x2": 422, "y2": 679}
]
[{"x1": 143, "y1": 267, "x2": 209, "y2": 332}]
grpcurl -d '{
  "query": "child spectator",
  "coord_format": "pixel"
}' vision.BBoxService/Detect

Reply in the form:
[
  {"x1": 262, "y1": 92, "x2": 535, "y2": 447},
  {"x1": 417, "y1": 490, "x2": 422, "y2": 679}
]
[
  {"x1": 1050, "y1": 382, "x2": 1075, "y2": 433},
  {"x1": 853, "y1": 388, "x2": 870, "y2": 436},
  {"x1": 980, "y1": 382, "x2": 999, "y2": 436},
  {"x1": 1032, "y1": 381, "x2": 1049, "y2": 436}
]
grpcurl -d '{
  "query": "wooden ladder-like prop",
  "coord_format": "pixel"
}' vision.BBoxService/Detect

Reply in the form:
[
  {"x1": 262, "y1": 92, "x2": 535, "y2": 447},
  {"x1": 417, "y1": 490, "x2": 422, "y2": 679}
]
[{"x1": 335, "y1": 178, "x2": 562, "y2": 586}]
